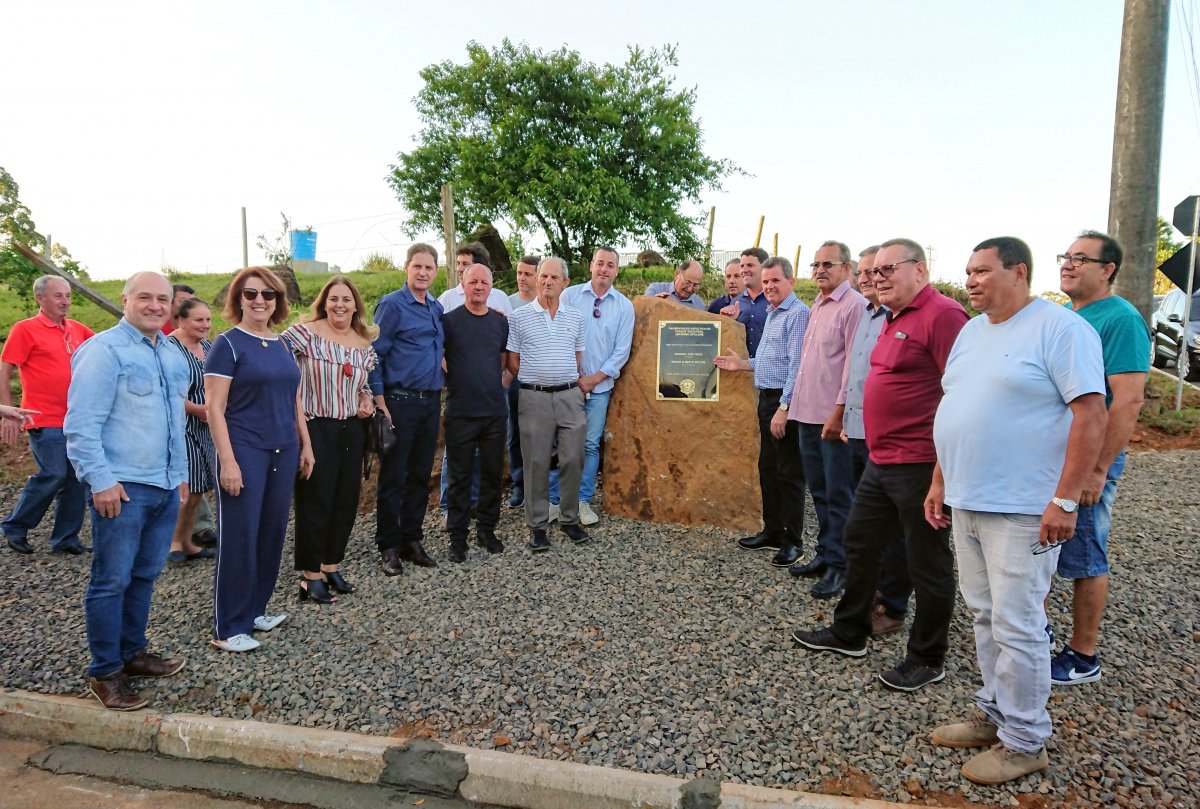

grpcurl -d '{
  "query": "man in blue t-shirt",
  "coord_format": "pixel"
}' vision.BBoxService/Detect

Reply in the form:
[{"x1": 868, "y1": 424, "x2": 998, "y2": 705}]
[
  {"x1": 1051, "y1": 230, "x2": 1150, "y2": 687},
  {"x1": 927, "y1": 237, "x2": 1107, "y2": 785}
]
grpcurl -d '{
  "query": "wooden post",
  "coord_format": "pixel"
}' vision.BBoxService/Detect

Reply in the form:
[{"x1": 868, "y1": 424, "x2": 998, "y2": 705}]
[
  {"x1": 241, "y1": 207, "x2": 249, "y2": 269},
  {"x1": 772, "y1": 233, "x2": 778, "y2": 256},
  {"x1": 794, "y1": 245, "x2": 801, "y2": 271},
  {"x1": 441, "y1": 183, "x2": 457, "y2": 288},
  {"x1": 13, "y1": 241, "x2": 122, "y2": 317},
  {"x1": 703, "y1": 205, "x2": 715, "y2": 269},
  {"x1": 753, "y1": 216, "x2": 765, "y2": 248}
]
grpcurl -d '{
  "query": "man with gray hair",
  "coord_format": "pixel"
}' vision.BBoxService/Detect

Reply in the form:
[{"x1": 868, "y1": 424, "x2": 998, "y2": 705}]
[
  {"x1": 2, "y1": 275, "x2": 95, "y2": 555},
  {"x1": 715, "y1": 256, "x2": 810, "y2": 568},
  {"x1": 506, "y1": 257, "x2": 589, "y2": 551},
  {"x1": 794, "y1": 238, "x2": 967, "y2": 694},
  {"x1": 645, "y1": 260, "x2": 707, "y2": 310},
  {"x1": 787, "y1": 240, "x2": 865, "y2": 599}
]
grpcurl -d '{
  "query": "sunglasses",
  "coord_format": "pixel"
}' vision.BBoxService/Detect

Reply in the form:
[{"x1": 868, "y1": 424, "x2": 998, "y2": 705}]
[
  {"x1": 592, "y1": 298, "x2": 602, "y2": 318},
  {"x1": 809, "y1": 260, "x2": 845, "y2": 270},
  {"x1": 241, "y1": 287, "x2": 279, "y2": 302}
]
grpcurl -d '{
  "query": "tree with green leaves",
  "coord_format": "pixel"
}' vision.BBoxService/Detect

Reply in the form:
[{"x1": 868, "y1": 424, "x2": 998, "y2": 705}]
[
  {"x1": 388, "y1": 40, "x2": 736, "y2": 270},
  {"x1": 0, "y1": 166, "x2": 47, "y2": 307}
]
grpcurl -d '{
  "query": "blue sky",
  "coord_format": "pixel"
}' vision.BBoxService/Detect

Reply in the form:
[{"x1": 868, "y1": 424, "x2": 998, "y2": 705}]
[{"x1": 4, "y1": 0, "x2": 1199, "y2": 293}]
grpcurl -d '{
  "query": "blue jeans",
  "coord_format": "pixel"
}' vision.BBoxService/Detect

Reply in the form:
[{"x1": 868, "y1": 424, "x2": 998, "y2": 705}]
[
  {"x1": 797, "y1": 421, "x2": 855, "y2": 573},
  {"x1": 438, "y1": 448, "x2": 479, "y2": 511},
  {"x1": 550, "y1": 390, "x2": 610, "y2": 504},
  {"x1": 953, "y1": 509, "x2": 1060, "y2": 753},
  {"x1": 3, "y1": 427, "x2": 85, "y2": 550},
  {"x1": 85, "y1": 482, "x2": 178, "y2": 678},
  {"x1": 507, "y1": 383, "x2": 523, "y2": 492},
  {"x1": 1056, "y1": 452, "x2": 1124, "y2": 579}
]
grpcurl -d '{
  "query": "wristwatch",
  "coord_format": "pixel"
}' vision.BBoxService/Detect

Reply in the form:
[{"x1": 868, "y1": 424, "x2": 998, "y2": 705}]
[
  {"x1": 1051, "y1": 496, "x2": 1078, "y2": 513},
  {"x1": 778, "y1": 402, "x2": 789, "y2": 412}
]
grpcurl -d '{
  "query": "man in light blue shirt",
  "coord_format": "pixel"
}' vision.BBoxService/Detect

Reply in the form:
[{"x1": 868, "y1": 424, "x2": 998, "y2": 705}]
[
  {"x1": 645, "y1": 260, "x2": 707, "y2": 310},
  {"x1": 556, "y1": 246, "x2": 635, "y2": 525},
  {"x1": 65, "y1": 272, "x2": 189, "y2": 711}
]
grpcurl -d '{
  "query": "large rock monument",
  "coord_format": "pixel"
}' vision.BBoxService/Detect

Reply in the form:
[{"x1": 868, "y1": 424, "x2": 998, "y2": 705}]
[{"x1": 603, "y1": 296, "x2": 761, "y2": 532}]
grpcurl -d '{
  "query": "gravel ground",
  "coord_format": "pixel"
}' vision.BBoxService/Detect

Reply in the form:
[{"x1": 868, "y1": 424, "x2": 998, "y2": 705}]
[{"x1": 1, "y1": 450, "x2": 1196, "y2": 808}]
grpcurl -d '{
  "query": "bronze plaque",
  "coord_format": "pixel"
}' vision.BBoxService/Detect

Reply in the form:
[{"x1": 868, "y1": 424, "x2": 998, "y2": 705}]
[{"x1": 657, "y1": 321, "x2": 721, "y2": 401}]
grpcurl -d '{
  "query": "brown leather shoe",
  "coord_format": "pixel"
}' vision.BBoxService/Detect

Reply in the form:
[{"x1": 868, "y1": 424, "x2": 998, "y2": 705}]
[
  {"x1": 87, "y1": 671, "x2": 149, "y2": 711},
  {"x1": 380, "y1": 547, "x2": 404, "y2": 577},
  {"x1": 871, "y1": 604, "x2": 905, "y2": 636},
  {"x1": 124, "y1": 650, "x2": 185, "y2": 678},
  {"x1": 401, "y1": 540, "x2": 437, "y2": 568}
]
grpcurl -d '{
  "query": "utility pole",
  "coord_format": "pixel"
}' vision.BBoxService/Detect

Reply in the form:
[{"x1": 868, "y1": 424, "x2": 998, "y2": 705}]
[
  {"x1": 241, "y1": 207, "x2": 249, "y2": 269},
  {"x1": 441, "y1": 184, "x2": 457, "y2": 287},
  {"x1": 926, "y1": 245, "x2": 935, "y2": 277},
  {"x1": 703, "y1": 206, "x2": 715, "y2": 269},
  {"x1": 1108, "y1": 0, "x2": 1171, "y2": 323}
]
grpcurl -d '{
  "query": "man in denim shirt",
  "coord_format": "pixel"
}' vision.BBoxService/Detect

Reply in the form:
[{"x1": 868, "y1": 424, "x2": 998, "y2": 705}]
[{"x1": 65, "y1": 272, "x2": 189, "y2": 711}]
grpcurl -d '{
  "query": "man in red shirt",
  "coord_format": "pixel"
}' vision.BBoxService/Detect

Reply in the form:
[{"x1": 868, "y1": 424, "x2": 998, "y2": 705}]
[
  {"x1": 1, "y1": 275, "x2": 95, "y2": 554},
  {"x1": 793, "y1": 238, "x2": 968, "y2": 692}
]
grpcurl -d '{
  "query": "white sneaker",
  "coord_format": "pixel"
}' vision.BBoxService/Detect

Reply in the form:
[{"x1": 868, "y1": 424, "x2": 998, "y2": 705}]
[
  {"x1": 253, "y1": 614, "x2": 287, "y2": 632},
  {"x1": 578, "y1": 502, "x2": 599, "y2": 526},
  {"x1": 210, "y1": 634, "x2": 260, "y2": 652},
  {"x1": 548, "y1": 503, "x2": 560, "y2": 522}
]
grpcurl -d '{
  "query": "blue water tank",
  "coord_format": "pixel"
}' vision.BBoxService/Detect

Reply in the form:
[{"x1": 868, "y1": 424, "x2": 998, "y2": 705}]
[{"x1": 289, "y1": 230, "x2": 318, "y2": 260}]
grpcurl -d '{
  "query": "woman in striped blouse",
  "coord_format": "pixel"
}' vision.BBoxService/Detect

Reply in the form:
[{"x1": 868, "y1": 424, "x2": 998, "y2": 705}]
[
  {"x1": 166, "y1": 298, "x2": 217, "y2": 563},
  {"x1": 281, "y1": 275, "x2": 378, "y2": 604}
]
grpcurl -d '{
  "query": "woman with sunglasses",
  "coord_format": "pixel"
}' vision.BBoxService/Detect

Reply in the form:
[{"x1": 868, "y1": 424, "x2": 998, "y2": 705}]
[
  {"x1": 165, "y1": 298, "x2": 217, "y2": 564},
  {"x1": 205, "y1": 267, "x2": 314, "y2": 652},
  {"x1": 281, "y1": 275, "x2": 377, "y2": 604}
]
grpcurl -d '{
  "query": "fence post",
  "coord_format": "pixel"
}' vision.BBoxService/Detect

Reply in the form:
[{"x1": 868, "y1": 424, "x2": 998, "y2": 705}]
[
  {"x1": 441, "y1": 183, "x2": 456, "y2": 287},
  {"x1": 753, "y1": 216, "x2": 764, "y2": 248}
]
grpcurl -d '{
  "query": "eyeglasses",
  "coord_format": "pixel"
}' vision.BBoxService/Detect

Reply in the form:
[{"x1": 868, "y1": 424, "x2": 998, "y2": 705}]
[
  {"x1": 592, "y1": 297, "x2": 602, "y2": 319},
  {"x1": 1056, "y1": 254, "x2": 1108, "y2": 268},
  {"x1": 241, "y1": 287, "x2": 279, "y2": 302},
  {"x1": 809, "y1": 260, "x2": 845, "y2": 271},
  {"x1": 868, "y1": 259, "x2": 918, "y2": 279}
]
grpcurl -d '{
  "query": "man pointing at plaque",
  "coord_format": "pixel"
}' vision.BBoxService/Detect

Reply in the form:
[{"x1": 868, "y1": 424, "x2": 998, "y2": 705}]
[
  {"x1": 714, "y1": 257, "x2": 809, "y2": 568},
  {"x1": 557, "y1": 246, "x2": 635, "y2": 525}
]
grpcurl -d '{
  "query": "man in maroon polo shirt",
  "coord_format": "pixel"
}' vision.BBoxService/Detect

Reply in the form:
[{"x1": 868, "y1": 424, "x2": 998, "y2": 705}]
[{"x1": 793, "y1": 238, "x2": 968, "y2": 693}]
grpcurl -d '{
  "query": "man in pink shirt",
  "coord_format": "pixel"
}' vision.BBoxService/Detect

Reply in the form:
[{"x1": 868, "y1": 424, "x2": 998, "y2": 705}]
[{"x1": 787, "y1": 241, "x2": 865, "y2": 599}]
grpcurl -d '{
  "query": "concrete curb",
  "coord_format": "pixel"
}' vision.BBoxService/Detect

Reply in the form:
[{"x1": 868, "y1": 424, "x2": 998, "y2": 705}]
[{"x1": 0, "y1": 689, "x2": 904, "y2": 809}]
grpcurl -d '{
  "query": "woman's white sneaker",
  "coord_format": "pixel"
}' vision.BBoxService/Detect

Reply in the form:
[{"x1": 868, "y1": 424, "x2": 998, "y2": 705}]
[{"x1": 210, "y1": 634, "x2": 260, "y2": 652}]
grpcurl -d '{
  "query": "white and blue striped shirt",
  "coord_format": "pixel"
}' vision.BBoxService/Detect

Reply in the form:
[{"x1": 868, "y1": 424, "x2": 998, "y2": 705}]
[
  {"x1": 506, "y1": 297, "x2": 585, "y2": 386},
  {"x1": 749, "y1": 292, "x2": 810, "y2": 403}
]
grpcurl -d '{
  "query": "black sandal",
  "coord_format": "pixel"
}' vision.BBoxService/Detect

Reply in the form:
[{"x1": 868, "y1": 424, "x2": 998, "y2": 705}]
[
  {"x1": 324, "y1": 570, "x2": 355, "y2": 594},
  {"x1": 298, "y1": 577, "x2": 336, "y2": 604}
]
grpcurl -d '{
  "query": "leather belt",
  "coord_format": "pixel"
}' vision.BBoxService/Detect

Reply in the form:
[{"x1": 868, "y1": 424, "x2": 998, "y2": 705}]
[
  {"x1": 384, "y1": 386, "x2": 439, "y2": 398},
  {"x1": 519, "y1": 381, "x2": 579, "y2": 393}
]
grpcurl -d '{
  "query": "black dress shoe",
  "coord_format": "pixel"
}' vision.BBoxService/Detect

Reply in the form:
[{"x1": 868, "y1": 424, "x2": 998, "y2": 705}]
[
  {"x1": 325, "y1": 571, "x2": 355, "y2": 594},
  {"x1": 448, "y1": 539, "x2": 468, "y2": 564},
  {"x1": 477, "y1": 529, "x2": 504, "y2": 554},
  {"x1": 770, "y1": 544, "x2": 801, "y2": 567},
  {"x1": 811, "y1": 568, "x2": 846, "y2": 599},
  {"x1": 402, "y1": 541, "x2": 437, "y2": 568},
  {"x1": 52, "y1": 541, "x2": 90, "y2": 555},
  {"x1": 560, "y1": 522, "x2": 589, "y2": 545},
  {"x1": 738, "y1": 532, "x2": 782, "y2": 551},
  {"x1": 191, "y1": 529, "x2": 218, "y2": 548},
  {"x1": 527, "y1": 529, "x2": 551, "y2": 552},
  {"x1": 7, "y1": 537, "x2": 32, "y2": 554},
  {"x1": 380, "y1": 548, "x2": 404, "y2": 577},
  {"x1": 299, "y1": 578, "x2": 336, "y2": 604},
  {"x1": 789, "y1": 557, "x2": 827, "y2": 578}
]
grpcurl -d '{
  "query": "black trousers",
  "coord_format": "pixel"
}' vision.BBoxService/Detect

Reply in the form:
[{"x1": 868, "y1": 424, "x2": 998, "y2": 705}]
[
  {"x1": 445, "y1": 413, "x2": 505, "y2": 539},
  {"x1": 832, "y1": 460, "x2": 955, "y2": 667},
  {"x1": 849, "y1": 438, "x2": 913, "y2": 617},
  {"x1": 294, "y1": 417, "x2": 366, "y2": 571},
  {"x1": 756, "y1": 389, "x2": 806, "y2": 546},
  {"x1": 376, "y1": 393, "x2": 439, "y2": 550}
]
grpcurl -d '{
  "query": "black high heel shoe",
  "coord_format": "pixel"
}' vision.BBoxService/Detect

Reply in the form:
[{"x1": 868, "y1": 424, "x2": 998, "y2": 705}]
[
  {"x1": 324, "y1": 570, "x2": 355, "y2": 594},
  {"x1": 298, "y1": 577, "x2": 336, "y2": 604}
]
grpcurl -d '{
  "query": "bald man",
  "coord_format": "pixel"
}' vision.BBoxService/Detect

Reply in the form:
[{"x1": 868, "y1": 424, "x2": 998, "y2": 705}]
[{"x1": 66, "y1": 271, "x2": 189, "y2": 710}]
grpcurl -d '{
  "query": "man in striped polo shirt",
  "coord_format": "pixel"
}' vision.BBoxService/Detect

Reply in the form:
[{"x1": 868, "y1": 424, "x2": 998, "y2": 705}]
[{"x1": 505, "y1": 257, "x2": 589, "y2": 551}]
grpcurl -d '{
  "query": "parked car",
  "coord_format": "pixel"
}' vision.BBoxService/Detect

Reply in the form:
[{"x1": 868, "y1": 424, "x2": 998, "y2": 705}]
[{"x1": 1152, "y1": 288, "x2": 1200, "y2": 381}]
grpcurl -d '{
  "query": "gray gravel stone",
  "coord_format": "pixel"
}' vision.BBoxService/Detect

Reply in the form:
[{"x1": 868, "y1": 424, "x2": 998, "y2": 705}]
[{"x1": 1, "y1": 451, "x2": 1196, "y2": 808}]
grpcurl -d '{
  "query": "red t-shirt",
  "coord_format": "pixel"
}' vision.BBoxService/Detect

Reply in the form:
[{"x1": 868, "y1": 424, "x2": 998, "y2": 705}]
[
  {"x1": 1, "y1": 313, "x2": 95, "y2": 429},
  {"x1": 863, "y1": 284, "x2": 967, "y2": 465},
  {"x1": 162, "y1": 322, "x2": 175, "y2": 335}
]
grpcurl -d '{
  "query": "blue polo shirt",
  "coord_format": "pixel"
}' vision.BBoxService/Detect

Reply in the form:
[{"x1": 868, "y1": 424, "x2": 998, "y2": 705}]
[{"x1": 369, "y1": 284, "x2": 445, "y2": 393}]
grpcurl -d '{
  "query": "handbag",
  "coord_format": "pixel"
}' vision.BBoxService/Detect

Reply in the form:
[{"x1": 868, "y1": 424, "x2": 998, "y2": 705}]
[{"x1": 362, "y1": 410, "x2": 396, "y2": 479}]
